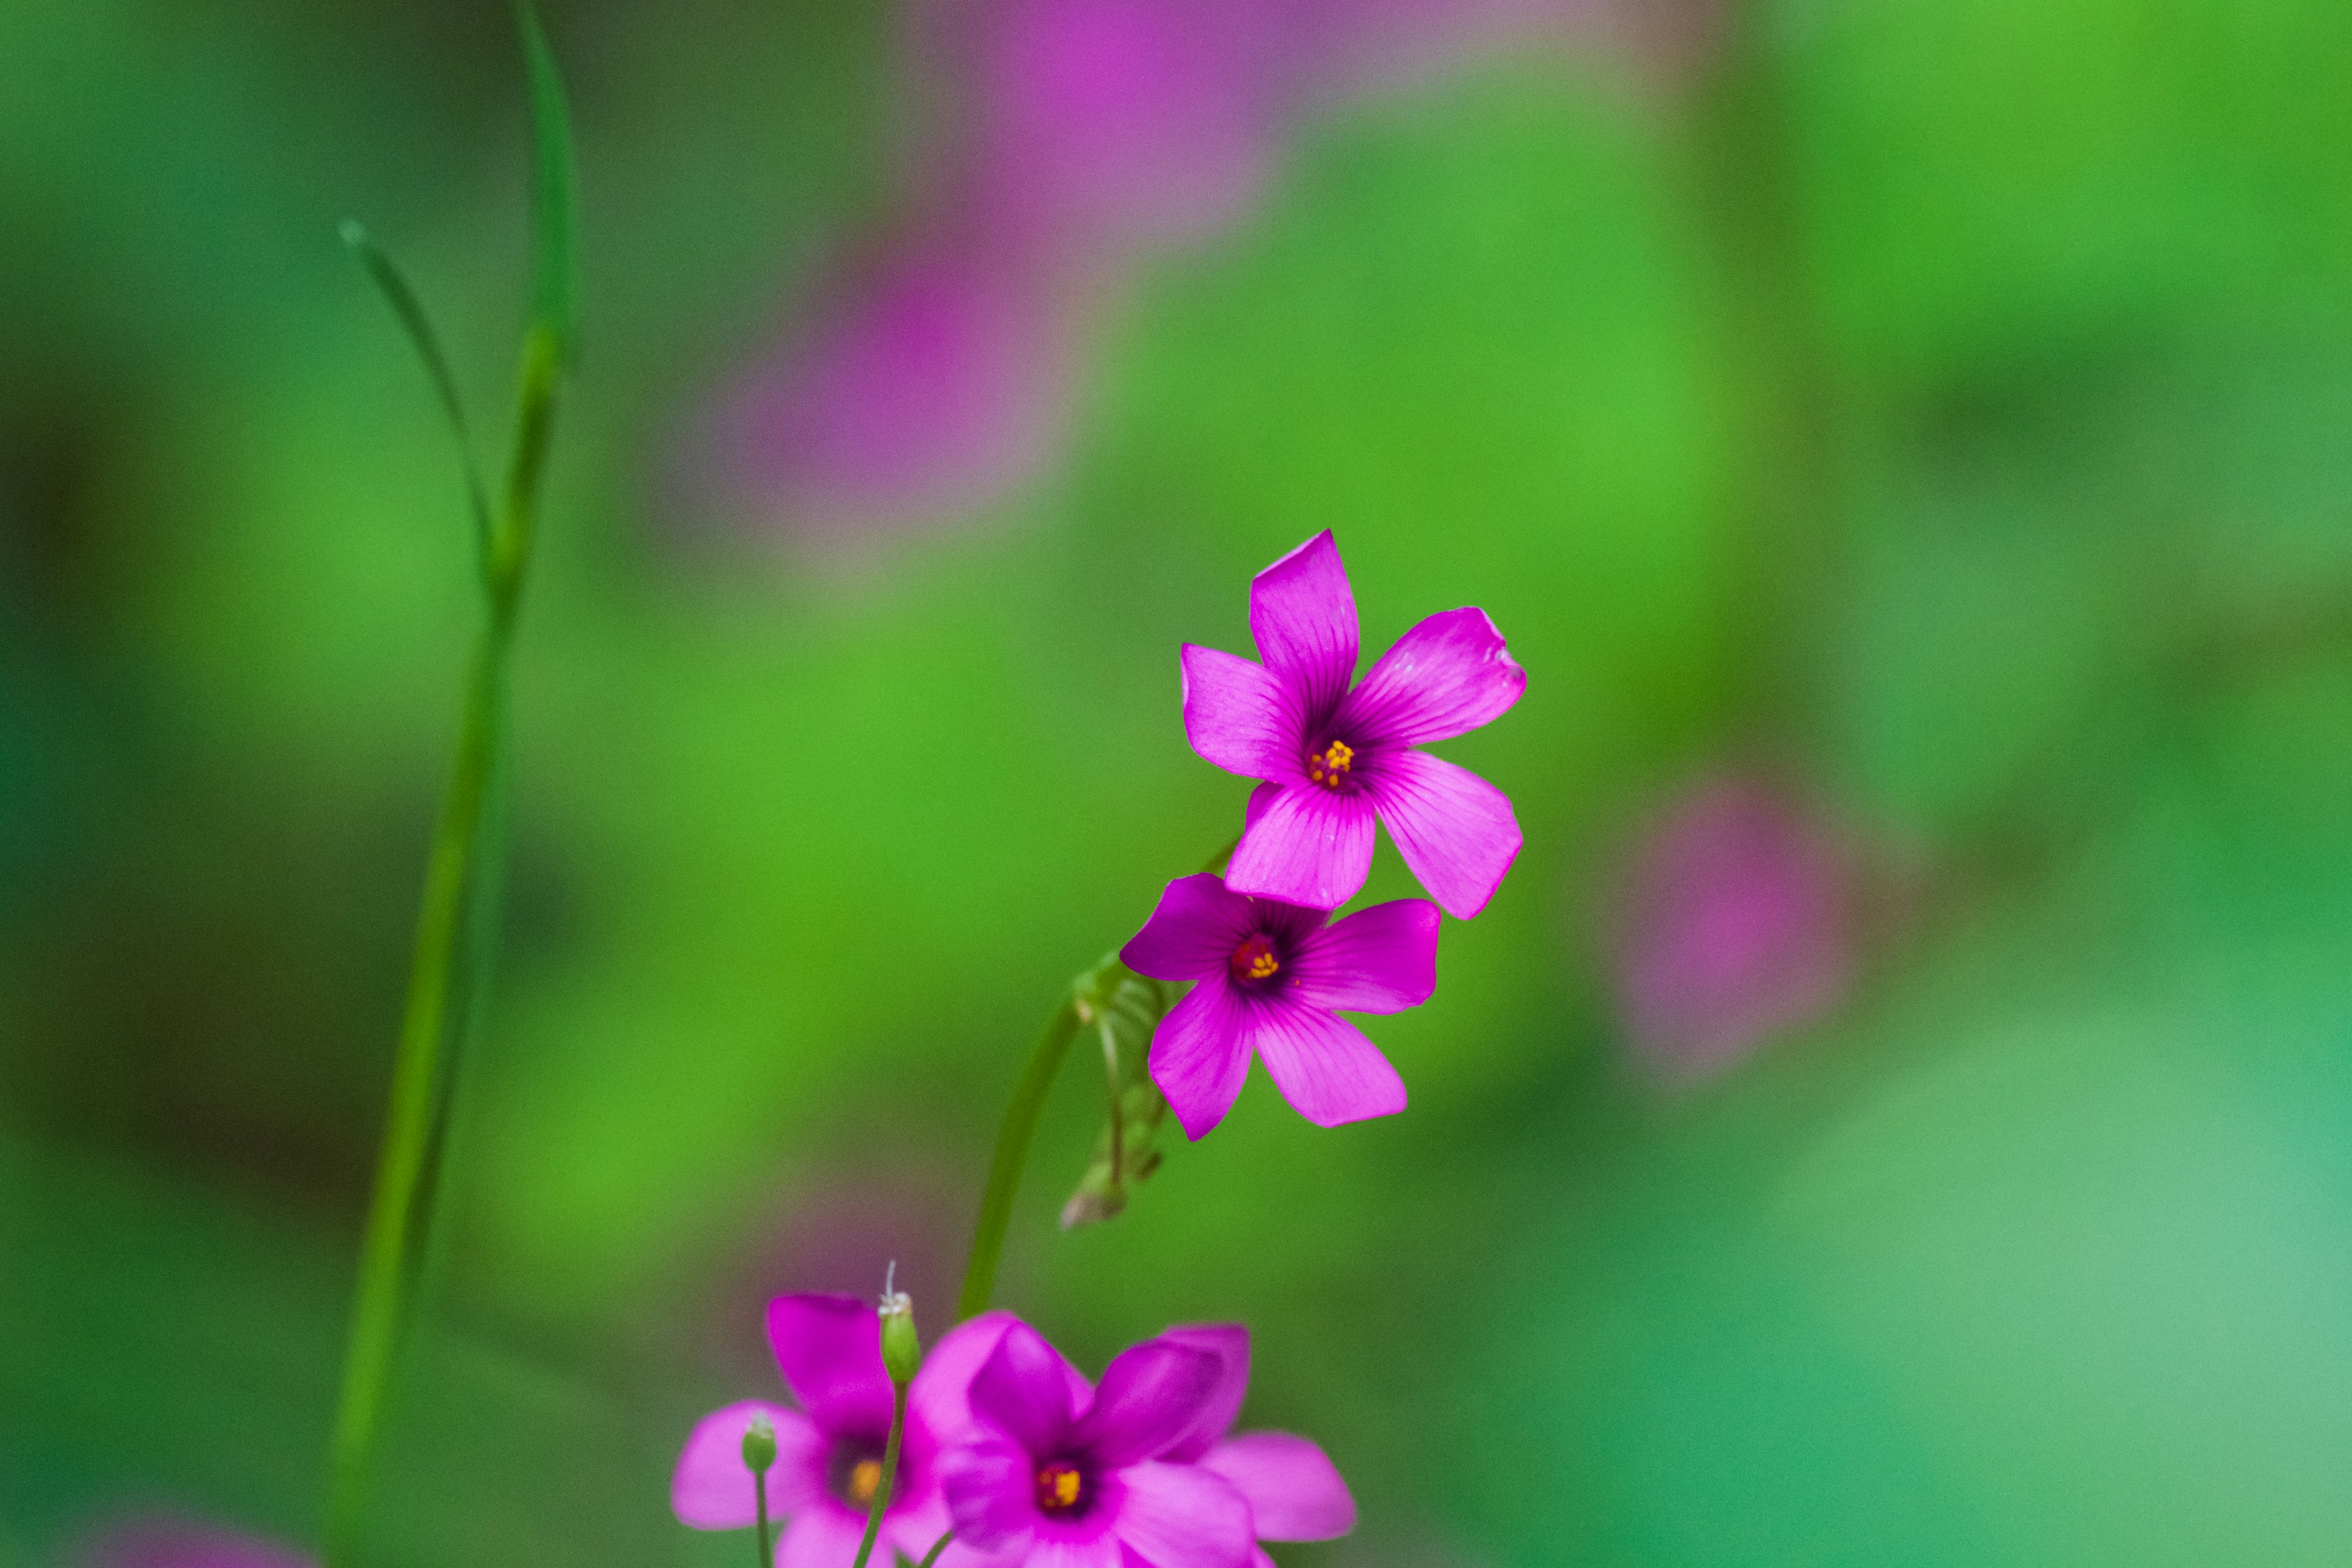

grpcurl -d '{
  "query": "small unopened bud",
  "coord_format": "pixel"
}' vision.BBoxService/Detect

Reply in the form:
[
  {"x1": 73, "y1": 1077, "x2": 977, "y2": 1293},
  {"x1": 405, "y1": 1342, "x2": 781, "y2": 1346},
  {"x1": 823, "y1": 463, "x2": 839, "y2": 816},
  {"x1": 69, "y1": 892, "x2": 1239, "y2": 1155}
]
[
  {"x1": 741, "y1": 1412, "x2": 777, "y2": 1474},
  {"x1": 879, "y1": 1277, "x2": 922, "y2": 1387}
]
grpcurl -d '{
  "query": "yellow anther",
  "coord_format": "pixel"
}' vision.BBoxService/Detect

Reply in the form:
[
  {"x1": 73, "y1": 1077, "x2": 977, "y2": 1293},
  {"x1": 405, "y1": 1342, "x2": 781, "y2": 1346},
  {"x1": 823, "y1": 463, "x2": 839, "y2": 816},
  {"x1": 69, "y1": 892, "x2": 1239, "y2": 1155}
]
[
  {"x1": 1047, "y1": 1468, "x2": 1081, "y2": 1508},
  {"x1": 848, "y1": 1458, "x2": 882, "y2": 1506},
  {"x1": 1246, "y1": 951, "x2": 1280, "y2": 979},
  {"x1": 1308, "y1": 740, "x2": 1355, "y2": 788}
]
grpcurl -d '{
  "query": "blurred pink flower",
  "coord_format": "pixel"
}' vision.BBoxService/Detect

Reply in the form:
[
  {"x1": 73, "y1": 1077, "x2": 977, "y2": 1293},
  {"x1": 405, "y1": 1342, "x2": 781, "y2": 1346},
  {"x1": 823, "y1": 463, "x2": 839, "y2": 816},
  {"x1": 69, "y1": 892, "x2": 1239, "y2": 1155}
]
[
  {"x1": 1610, "y1": 777, "x2": 1853, "y2": 1077},
  {"x1": 708, "y1": 249, "x2": 1071, "y2": 557},
  {"x1": 77, "y1": 1518, "x2": 311, "y2": 1568}
]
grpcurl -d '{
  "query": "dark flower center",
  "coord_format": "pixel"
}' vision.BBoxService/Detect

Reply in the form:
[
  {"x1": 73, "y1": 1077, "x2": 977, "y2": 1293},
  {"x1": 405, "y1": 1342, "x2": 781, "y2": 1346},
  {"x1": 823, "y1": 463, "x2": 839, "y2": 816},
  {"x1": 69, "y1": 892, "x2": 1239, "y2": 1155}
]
[
  {"x1": 1228, "y1": 932, "x2": 1280, "y2": 985},
  {"x1": 1034, "y1": 1459, "x2": 1086, "y2": 1514},
  {"x1": 827, "y1": 1440, "x2": 888, "y2": 1508},
  {"x1": 1307, "y1": 739, "x2": 1355, "y2": 790}
]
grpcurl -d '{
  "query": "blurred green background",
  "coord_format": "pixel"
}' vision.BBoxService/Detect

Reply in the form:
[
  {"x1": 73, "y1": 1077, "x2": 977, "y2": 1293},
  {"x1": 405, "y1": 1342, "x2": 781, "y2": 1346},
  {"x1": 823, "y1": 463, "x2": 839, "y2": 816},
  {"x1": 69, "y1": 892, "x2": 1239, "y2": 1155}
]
[{"x1": 8, "y1": 0, "x2": 2352, "y2": 1563}]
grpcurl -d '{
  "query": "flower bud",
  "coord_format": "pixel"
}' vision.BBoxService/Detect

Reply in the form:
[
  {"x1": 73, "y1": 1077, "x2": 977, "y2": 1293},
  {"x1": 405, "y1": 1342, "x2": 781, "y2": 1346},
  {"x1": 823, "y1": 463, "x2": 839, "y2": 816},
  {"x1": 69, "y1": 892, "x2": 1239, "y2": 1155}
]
[
  {"x1": 741, "y1": 1412, "x2": 777, "y2": 1474},
  {"x1": 879, "y1": 1291, "x2": 922, "y2": 1387}
]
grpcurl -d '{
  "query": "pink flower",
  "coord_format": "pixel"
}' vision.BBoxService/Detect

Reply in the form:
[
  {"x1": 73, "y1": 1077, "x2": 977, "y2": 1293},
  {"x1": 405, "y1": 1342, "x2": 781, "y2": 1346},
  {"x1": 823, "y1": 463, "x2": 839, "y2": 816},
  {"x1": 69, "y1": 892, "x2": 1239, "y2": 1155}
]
[
  {"x1": 672, "y1": 1295, "x2": 1023, "y2": 1568},
  {"x1": 1156, "y1": 1327, "x2": 1356, "y2": 1567},
  {"x1": 1610, "y1": 777, "x2": 1853, "y2": 1077},
  {"x1": 940, "y1": 1320, "x2": 1254, "y2": 1567},
  {"x1": 1120, "y1": 873, "x2": 1438, "y2": 1135},
  {"x1": 1183, "y1": 532, "x2": 1525, "y2": 918},
  {"x1": 75, "y1": 1520, "x2": 310, "y2": 1568}
]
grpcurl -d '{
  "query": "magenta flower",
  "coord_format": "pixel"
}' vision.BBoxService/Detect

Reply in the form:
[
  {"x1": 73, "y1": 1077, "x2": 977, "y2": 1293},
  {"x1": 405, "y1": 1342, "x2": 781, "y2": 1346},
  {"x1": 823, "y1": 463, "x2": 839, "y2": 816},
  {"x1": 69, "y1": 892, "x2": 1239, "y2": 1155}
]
[
  {"x1": 1610, "y1": 776, "x2": 1853, "y2": 1077},
  {"x1": 76, "y1": 1519, "x2": 311, "y2": 1568},
  {"x1": 1156, "y1": 1326, "x2": 1357, "y2": 1567},
  {"x1": 1183, "y1": 532, "x2": 1525, "y2": 918},
  {"x1": 1120, "y1": 873, "x2": 1437, "y2": 1135},
  {"x1": 940, "y1": 1319, "x2": 1255, "y2": 1567},
  {"x1": 672, "y1": 1294, "x2": 1021, "y2": 1568}
]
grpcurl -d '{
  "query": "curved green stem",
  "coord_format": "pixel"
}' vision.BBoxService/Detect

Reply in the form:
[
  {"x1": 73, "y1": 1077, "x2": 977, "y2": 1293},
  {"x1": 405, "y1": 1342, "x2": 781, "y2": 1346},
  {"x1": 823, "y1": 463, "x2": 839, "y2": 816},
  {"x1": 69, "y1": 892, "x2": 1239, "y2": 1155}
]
[
  {"x1": 916, "y1": 1532, "x2": 953, "y2": 1568},
  {"x1": 753, "y1": 1466, "x2": 774, "y2": 1568},
  {"x1": 956, "y1": 998, "x2": 1081, "y2": 1321},
  {"x1": 849, "y1": 1384, "x2": 908, "y2": 1568}
]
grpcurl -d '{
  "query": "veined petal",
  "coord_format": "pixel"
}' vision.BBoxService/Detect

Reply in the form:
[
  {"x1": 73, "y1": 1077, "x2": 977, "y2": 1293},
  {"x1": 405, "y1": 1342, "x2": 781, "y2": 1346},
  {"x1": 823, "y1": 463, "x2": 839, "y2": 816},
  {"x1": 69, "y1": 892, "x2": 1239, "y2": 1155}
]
[
  {"x1": 1224, "y1": 785, "x2": 1375, "y2": 913},
  {"x1": 776, "y1": 1504, "x2": 868, "y2": 1568},
  {"x1": 941, "y1": 1432, "x2": 1041, "y2": 1552},
  {"x1": 1078, "y1": 1341, "x2": 1224, "y2": 1468},
  {"x1": 1365, "y1": 749, "x2": 1521, "y2": 920},
  {"x1": 1148, "y1": 981, "x2": 1255, "y2": 1139},
  {"x1": 1112, "y1": 1462, "x2": 1256, "y2": 1568},
  {"x1": 1286, "y1": 899, "x2": 1438, "y2": 1014},
  {"x1": 1202, "y1": 1433, "x2": 1355, "y2": 1541},
  {"x1": 1247, "y1": 532, "x2": 1357, "y2": 718},
  {"x1": 767, "y1": 1293, "x2": 895, "y2": 1433},
  {"x1": 1250, "y1": 1006, "x2": 1405, "y2": 1128},
  {"x1": 971, "y1": 1320, "x2": 1082, "y2": 1457},
  {"x1": 1181, "y1": 646, "x2": 1305, "y2": 783},
  {"x1": 1338, "y1": 606, "x2": 1524, "y2": 747},
  {"x1": 1120, "y1": 875, "x2": 1258, "y2": 982},
  {"x1": 1155, "y1": 1325, "x2": 1250, "y2": 1463},
  {"x1": 671, "y1": 1401, "x2": 824, "y2": 1528}
]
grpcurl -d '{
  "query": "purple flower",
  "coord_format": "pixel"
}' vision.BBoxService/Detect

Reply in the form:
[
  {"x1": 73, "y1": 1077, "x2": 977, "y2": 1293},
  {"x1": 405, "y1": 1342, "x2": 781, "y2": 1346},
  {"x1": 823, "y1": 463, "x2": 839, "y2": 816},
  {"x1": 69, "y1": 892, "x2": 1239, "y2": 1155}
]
[
  {"x1": 673, "y1": 1295, "x2": 1023, "y2": 1568},
  {"x1": 1156, "y1": 1326, "x2": 1357, "y2": 1567},
  {"x1": 940, "y1": 1319, "x2": 1255, "y2": 1567},
  {"x1": 1183, "y1": 532, "x2": 1525, "y2": 918},
  {"x1": 1610, "y1": 777, "x2": 1853, "y2": 1077},
  {"x1": 75, "y1": 1520, "x2": 311, "y2": 1568},
  {"x1": 1120, "y1": 873, "x2": 1438, "y2": 1135}
]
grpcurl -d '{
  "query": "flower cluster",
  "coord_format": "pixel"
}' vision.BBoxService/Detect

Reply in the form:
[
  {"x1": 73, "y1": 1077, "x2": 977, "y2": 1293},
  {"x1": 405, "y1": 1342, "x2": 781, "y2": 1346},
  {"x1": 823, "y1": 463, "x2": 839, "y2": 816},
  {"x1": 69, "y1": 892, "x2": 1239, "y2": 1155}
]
[
  {"x1": 677, "y1": 536, "x2": 1514, "y2": 1566},
  {"x1": 1121, "y1": 530, "x2": 1523, "y2": 1136},
  {"x1": 676, "y1": 1294, "x2": 1352, "y2": 1568}
]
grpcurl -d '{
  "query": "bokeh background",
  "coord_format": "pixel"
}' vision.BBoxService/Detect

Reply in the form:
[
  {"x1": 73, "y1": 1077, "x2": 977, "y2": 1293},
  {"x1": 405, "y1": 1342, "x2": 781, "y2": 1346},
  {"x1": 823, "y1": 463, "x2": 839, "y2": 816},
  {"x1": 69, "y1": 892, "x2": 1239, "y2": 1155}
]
[{"x1": 9, "y1": 0, "x2": 2352, "y2": 1562}]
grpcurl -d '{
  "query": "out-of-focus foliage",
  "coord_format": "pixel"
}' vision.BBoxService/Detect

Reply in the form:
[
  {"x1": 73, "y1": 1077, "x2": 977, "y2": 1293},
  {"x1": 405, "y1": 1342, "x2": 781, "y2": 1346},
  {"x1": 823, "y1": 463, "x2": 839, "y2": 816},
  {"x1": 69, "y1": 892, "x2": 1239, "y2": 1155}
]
[{"x1": 5, "y1": 0, "x2": 2352, "y2": 1564}]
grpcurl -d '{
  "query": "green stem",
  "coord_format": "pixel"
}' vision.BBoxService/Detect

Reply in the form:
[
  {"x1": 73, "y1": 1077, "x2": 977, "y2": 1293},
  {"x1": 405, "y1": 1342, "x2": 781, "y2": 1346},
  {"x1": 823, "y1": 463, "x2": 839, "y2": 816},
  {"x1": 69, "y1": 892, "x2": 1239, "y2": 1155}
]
[
  {"x1": 322, "y1": 327, "x2": 562, "y2": 1568},
  {"x1": 952, "y1": 834, "x2": 1237, "y2": 1322},
  {"x1": 753, "y1": 1467, "x2": 773, "y2": 1568},
  {"x1": 916, "y1": 1533, "x2": 953, "y2": 1568},
  {"x1": 849, "y1": 1384, "x2": 908, "y2": 1568},
  {"x1": 956, "y1": 998, "x2": 1081, "y2": 1321}
]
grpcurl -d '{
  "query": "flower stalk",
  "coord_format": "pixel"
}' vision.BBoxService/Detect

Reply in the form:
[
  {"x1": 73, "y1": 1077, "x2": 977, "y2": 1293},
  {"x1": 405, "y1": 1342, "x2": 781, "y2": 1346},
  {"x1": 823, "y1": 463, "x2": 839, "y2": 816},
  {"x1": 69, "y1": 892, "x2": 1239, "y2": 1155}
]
[
  {"x1": 320, "y1": 12, "x2": 578, "y2": 1566},
  {"x1": 846, "y1": 1384, "x2": 908, "y2": 1568}
]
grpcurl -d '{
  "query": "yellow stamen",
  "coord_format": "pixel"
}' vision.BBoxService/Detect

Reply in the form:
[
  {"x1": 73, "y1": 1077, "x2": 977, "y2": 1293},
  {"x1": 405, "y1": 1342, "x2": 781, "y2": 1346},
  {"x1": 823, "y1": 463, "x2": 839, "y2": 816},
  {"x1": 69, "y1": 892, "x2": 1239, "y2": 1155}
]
[
  {"x1": 848, "y1": 1458, "x2": 882, "y2": 1506},
  {"x1": 1245, "y1": 950, "x2": 1279, "y2": 979},
  {"x1": 1042, "y1": 1466, "x2": 1081, "y2": 1509},
  {"x1": 1308, "y1": 739, "x2": 1354, "y2": 788}
]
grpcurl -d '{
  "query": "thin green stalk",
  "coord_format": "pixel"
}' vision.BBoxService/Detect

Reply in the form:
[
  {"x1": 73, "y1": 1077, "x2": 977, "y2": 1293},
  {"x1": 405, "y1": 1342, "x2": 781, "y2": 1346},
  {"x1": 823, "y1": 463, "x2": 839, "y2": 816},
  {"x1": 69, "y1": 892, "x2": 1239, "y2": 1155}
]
[
  {"x1": 954, "y1": 835, "x2": 1237, "y2": 1321},
  {"x1": 753, "y1": 1468, "x2": 773, "y2": 1568},
  {"x1": 916, "y1": 1533, "x2": 953, "y2": 1568},
  {"x1": 849, "y1": 1385, "x2": 908, "y2": 1568},
  {"x1": 956, "y1": 997, "x2": 1081, "y2": 1321}
]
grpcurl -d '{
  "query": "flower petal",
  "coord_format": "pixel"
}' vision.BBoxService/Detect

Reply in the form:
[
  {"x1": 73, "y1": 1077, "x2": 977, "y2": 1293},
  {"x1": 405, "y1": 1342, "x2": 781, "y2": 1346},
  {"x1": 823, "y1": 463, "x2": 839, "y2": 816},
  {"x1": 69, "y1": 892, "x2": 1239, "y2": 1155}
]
[
  {"x1": 767, "y1": 1293, "x2": 895, "y2": 1433},
  {"x1": 1224, "y1": 785, "x2": 1376, "y2": 913},
  {"x1": 775, "y1": 1502, "x2": 868, "y2": 1568},
  {"x1": 1363, "y1": 748, "x2": 1521, "y2": 920},
  {"x1": 1249, "y1": 1006, "x2": 1405, "y2": 1128},
  {"x1": 1338, "y1": 606, "x2": 1524, "y2": 747},
  {"x1": 1077, "y1": 1340, "x2": 1224, "y2": 1469},
  {"x1": 1202, "y1": 1433, "x2": 1355, "y2": 1541},
  {"x1": 1112, "y1": 1461, "x2": 1256, "y2": 1568},
  {"x1": 1286, "y1": 899, "x2": 1439, "y2": 1014},
  {"x1": 671, "y1": 1401, "x2": 824, "y2": 1528},
  {"x1": 971, "y1": 1320, "x2": 1082, "y2": 1457},
  {"x1": 1247, "y1": 532, "x2": 1357, "y2": 718},
  {"x1": 1119, "y1": 875, "x2": 1257, "y2": 982},
  {"x1": 1153, "y1": 1325, "x2": 1251, "y2": 1463},
  {"x1": 1147, "y1": 981, "x2": 1255, "y2": 1140},
  {"x1": 941, "y1": 1431, "x2": 1040, "y2": 1553},
  {"x1": 1181, "y1": 646, "x2": 1306, "y2": 783}
]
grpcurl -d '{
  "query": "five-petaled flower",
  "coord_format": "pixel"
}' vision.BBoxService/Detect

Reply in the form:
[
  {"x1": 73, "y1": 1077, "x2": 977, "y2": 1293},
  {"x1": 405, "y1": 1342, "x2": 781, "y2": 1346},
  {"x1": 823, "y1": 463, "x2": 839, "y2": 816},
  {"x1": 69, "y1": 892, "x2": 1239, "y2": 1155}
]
[
  {"x1": 671, "y1": 1294, "x2": 1011, "y2": 1568},
  {"x1": 1183, "y1": 530, "x2": 1525, "y2": 918},
  {"x1": 940, "y1": 1320, "x2": 1256, "y2": 1568},
  {"x1": 1120, "y1": 873, "x2": 1439, "y2": 1135}
]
